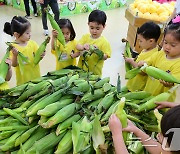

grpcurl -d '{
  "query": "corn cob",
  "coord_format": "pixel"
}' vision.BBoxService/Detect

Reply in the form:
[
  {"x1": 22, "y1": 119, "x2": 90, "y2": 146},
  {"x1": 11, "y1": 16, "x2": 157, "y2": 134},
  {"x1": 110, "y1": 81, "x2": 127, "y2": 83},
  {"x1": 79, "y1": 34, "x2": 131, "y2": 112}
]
[
  {"x1": 0, "y1": 107, "x2": 26, "y2": 116},
  {"x1": 26, "y1": 131, "x2": 66, "y2": 154},
  {"x1": 37, "y1": 98, "x2": 74, "y2": 117},
  {"x1": 117, "y1": 91, "x2": 151, "y2": 100},
  {"x1": 0, "y1": 130, "x2": 16, "y2": 141},
  {"x1": 145, "y1": 66, "x2": 180, "y2": 84},
  {"x1": 144, "y1": 124, "x2": 159, "y2": 132},
  {"x1": 3, "y1": 108, "x2": 28, "y2": 125},
  {"x1": 42, "y1": 103, "x2": 80, "y2": 128},
  {"x1": 1, "y1": 131, "x2": 24, "y2": 151},
  {"x1": 0, "y1": 49, "x2": 10, "y2": 85},
  {"x1": 126, "y1": 114, "x2": 146, "y2": 125},
  {"x1": 71, "y1": 81, "x2": 90, "y2": 93},
  {"x1": 55, "y1": 130, "x2": 73, "y2": 154},
  {"x1": 28, "y1": 116, "x2": 38, "y2": 124},
  {"x1": 137, "y1": 92, "x2": 171, "y2": 112},
  {"x1": 47, "y1": 12, "x2": 65, "y2": 46},
  {"x1": 115, "y1": 97, "x2": 128, "y2": 142},
  {"x1": 97, "y1": 92, "x2": 114, "y2": 113},
  {"x1": 56, "y1": 114, "x2": 81, "y2": 136},
  {"x1": 124, "y1": 41, "x2": 133, "y2": 72},
  {"x1": 34, "y1": 36, "x2": 50, "y2": 65},
  {"x1": 94, "y1": 77, "x2": 110, "y2": 89},
  {"x1": 38, "y1": 116, "x2": 48, "y2": 126},
  {"x1": 87, "y1": 98, "x2": 102, "y2": 109},
  {"x1": 0, "y1": 126, "x2": 29, "y2": 131},
  {"x1": 18, "y1": 127, "x2": 48, "y2": 153},
  {"x1": 80, "y1": 89, "x2": 105, "y2": 103},
  {"x1": 101, "y1": 100, "x2": 120, "y2": 122},
  {"x1": 16, "y1": 81, "x2": 51, "y2": 102},
  {"x1": 26, "y1": 89, "x2": 63, "y2": 117},
  {"x1": 15, "y1": 125, "x2": 39, "y2": 147},
  {"x1": 103, "y1": 83, "x2": 112, "y2": 92},
  {"x1": 125, "y1": 101, "x2": 139, "y2": 109},
  {"x1": 67, "y1": 74, "x2": 79, "y2": 85},
  {"x1": 154, "y1": 109, "x2": 163, "y2": 132},
  {"x1": 47, "y1": 68, "x2": 74, "y2": 76},
  {"x1": 125, "y1": 67, "x2": 141, "y2": 79}
]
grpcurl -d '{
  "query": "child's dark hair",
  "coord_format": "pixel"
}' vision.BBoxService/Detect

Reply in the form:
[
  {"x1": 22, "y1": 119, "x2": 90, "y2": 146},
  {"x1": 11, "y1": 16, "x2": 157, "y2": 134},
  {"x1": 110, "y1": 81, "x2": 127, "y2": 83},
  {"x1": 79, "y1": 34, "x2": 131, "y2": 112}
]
[
  {"x1": 165, "y1": 22, "x2": 180, "y2": 42},
  {"x1": 58, "y1": 18, "x2": 76, "y2": 41},
  {"x1": 3, "y1": 16, "x2": 31, "y2": 37},
  {"x1": 161, "y1": 105, "x2": 180, "y2": 153},
  {"x1": 88, "y1": 10, "x2": 107, "y2": 27},
  {"x1": 137, "y1": 22, "x2": 161, "y2": 42}
]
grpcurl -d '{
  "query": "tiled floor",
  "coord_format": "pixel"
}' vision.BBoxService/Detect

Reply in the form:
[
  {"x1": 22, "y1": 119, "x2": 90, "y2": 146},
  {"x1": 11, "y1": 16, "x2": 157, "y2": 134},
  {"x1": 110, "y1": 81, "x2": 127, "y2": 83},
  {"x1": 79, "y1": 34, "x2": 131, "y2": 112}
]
[{"x1": 0, "y1": 4, "x2": 179, "y2": 101}]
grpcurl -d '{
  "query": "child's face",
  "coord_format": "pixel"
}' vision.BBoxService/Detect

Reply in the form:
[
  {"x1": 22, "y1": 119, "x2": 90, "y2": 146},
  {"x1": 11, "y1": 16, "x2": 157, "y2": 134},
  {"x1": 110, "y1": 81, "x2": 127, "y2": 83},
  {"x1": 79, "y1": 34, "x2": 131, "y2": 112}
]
[
  {"x1": 61, "y1": 27, "x2": 71, "y2": 42},
  {"x1": 137, "y1": 34, "x2": 154, "y2": 50},
  {"x1": 88, "y1": 22, "x2": 105, "y2": 39},
  {"x1": 163, "y1": 33, "x2": 180, "y2": 59},
  {"x1": 18, "y1": 26, "x2": 31, "y2": 42}
]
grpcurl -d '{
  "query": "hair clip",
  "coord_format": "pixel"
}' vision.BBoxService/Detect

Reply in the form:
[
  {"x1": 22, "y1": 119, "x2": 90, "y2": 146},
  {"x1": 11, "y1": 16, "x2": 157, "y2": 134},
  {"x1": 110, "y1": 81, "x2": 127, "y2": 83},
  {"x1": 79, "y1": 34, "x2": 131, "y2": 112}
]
[{"x1": 172, "y1": 15, "x2": 180, "y2": 24}]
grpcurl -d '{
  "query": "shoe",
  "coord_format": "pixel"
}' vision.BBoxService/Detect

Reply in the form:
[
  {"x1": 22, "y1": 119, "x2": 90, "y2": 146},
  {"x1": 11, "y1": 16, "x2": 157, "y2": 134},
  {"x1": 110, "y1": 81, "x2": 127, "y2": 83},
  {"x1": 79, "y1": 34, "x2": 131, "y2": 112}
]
[
  {"x1": 34, "y1": 13, "x2": 38, "y2": 17},
  {"x1": 44, "y1": 30, "x2": 49, "y2": 36},
  {"x1": 25, "y1": 15, "x2": 32, "y2": 19}
]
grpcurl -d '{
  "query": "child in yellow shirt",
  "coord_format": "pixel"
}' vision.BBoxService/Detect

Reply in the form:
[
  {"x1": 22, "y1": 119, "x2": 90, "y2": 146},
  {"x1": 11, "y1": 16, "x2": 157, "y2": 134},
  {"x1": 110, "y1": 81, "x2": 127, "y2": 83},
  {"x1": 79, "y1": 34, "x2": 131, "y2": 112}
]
[
  {"x1": 51, "y1": 18, "x2": 78, "y2": 70},
  {"x1": 125, "y1": 22, "x2": 161, "y2": 92},
  {"x1": 76, "y1": 10, "x2": 112, "y2": 76},
  {"x1": 140, "y1": 20, "x2": 180, "y2": 101},
  {"x1": 0, "y1": 58, "x2": 12, "y2": 91},
  {"x1": 4, "y1": 16, "x2": 45, "y2": 86}
]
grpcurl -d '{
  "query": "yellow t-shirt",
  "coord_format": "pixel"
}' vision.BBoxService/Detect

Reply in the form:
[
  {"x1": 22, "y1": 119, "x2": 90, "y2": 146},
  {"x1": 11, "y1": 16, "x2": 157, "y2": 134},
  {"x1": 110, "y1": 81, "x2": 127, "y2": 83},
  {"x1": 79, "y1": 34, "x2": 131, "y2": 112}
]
[
  {"x1": 51, "y1": 40, "x2": 78, "y2": 70},
  {"x1": 126, "y1": 47, "x2": 158, "y2": 92},
  {"x1": 0, "y1": 61, "x2": 9, "y2": 91},
  {"x1": 11, "y1": 40, "x2": 40, "y2": 86},
  {"x1": 77, "y1": 34, "x2": 112, "y2": 76},
  {"x1": 143, "y1": 51, "x2": 180, "y2": 101}
]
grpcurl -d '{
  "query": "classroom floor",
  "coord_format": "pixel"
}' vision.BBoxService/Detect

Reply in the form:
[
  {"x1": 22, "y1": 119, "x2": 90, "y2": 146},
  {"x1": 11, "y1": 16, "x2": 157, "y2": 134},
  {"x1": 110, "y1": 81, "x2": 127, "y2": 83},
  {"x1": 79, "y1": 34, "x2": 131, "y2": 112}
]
[{"x1": 0, "y1": 4, "x2": 180, "y2": 101}]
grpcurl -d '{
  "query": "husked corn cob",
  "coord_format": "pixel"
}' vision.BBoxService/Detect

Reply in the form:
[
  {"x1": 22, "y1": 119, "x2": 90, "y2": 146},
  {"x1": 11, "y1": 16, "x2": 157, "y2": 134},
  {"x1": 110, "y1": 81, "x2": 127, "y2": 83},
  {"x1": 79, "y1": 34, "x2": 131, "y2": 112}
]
[
  {"x1": 34, "y1": 37, "x2": 50, "y2": 65},
  {"x1": 145, "y1": 66, "x2": 180, "y2": 84},
  {"x1": 55, "y1": 130, "x2": 73, "y2": 154}
]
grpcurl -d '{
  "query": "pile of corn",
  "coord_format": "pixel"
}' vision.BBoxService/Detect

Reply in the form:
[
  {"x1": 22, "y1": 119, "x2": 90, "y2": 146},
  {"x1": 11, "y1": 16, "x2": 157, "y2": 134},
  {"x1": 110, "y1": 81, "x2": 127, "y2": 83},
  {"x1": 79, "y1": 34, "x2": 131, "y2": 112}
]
[{"x1": 0, "y1": 67, "x2": 172, "y2": 154}]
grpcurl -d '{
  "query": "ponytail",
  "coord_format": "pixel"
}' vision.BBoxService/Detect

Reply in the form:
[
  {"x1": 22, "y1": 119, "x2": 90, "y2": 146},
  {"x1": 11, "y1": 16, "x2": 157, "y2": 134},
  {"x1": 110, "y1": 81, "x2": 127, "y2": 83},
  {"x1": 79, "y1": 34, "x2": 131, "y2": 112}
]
[{"x1": 3, "y1": 22, "x2": 13, "y2": 36}]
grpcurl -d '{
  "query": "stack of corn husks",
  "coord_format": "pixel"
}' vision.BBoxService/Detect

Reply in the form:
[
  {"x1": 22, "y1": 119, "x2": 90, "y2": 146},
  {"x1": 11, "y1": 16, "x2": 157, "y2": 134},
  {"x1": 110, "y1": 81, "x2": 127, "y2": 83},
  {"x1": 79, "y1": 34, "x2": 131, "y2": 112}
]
[{"x1": 0, "y1": 67, "x2": 171, "y2": 154}]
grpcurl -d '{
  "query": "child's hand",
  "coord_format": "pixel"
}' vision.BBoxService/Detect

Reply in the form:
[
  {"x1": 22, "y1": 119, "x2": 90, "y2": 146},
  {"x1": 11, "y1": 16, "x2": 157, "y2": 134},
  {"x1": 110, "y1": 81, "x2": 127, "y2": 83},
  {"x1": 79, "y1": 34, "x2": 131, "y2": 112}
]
[
  {"x1": 11, "y1": 47, "x2": 18, "y2": 57},
  {"x1": 155, "y1": 101, "x2": 178, "y2": 109},
  {"x1": 83, "y1": 44, "x2": 90, "y2": 50},
  {"x1": 137, "y1": 61, "x2": 146, "y2": 67},
  {"x1": 109, "y1": 114, "x2": 122, "y2": 134},
  {"x1": 39, "y1": 0, "x2": 44, "y2": 4},
  {"x1": 5, "y1": 58, "x2": 12, "y2": 70},
  {"x1": 159, "y1": 79, "x2": 174, "y2": 87},
  {"x1": 123, "y1": 120, "x2": 137, "y2": 133},
  {"x1": 40, "y1": 51, "x2": 46, "y2": 59},
  {"x1": 124, "y1": 57, "x2": 134, "y2": 64},
  {"x1": 52, "y1": 29, "x2": 58, "y2": 38}
]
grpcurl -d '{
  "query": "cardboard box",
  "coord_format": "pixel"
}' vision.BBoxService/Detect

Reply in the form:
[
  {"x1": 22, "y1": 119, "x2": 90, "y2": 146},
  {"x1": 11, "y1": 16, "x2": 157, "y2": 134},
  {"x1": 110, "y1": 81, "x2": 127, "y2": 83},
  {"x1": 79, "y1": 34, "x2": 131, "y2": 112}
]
[{"x1": 125, "y1": 8, "x2": 165, "y2": 53}]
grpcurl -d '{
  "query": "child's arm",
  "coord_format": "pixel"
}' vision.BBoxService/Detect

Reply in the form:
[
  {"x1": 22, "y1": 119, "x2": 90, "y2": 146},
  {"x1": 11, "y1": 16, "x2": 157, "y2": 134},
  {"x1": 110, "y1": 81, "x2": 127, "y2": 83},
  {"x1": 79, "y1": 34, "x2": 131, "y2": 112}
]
[
  {"x1": 124, "y1": 120, "x2": 162, "y2": 154},
  {"x1": 5, "y1": 58, "x2": 12, "y2": 81},
  {"x1": 11, "y1": 47, "x2": 18, "y2": 67},
  {"x1": 51, "y1": 30, "x2": 58, "y2": 50},
  {"x1": 156, "y1": 101, "x2": 179, "y2": 109},
  {"x1": 109, "y1": 114, "x2": 129, "y2": 154}
]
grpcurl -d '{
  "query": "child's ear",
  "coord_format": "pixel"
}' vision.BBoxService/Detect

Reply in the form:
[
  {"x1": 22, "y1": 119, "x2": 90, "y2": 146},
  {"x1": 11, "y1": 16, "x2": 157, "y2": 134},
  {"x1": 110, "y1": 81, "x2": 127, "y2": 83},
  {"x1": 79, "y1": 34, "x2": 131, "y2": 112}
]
[
  {"x1": 14, "y1": 32, "x2": 20, "y2": 38},
  {"x1": 149, "y1": 38, "x2": 155, "y2": 43}
]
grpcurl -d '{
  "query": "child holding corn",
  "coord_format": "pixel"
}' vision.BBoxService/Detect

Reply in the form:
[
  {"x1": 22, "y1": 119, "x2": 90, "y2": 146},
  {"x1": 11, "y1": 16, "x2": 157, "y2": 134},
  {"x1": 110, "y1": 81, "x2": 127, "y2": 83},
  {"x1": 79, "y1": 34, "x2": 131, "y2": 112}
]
[
  {"x1": 51, "y1": 18, "x2": 78, "y2": 70},
  {"x1": 139, "y1": 19, "x2": 180, "y2": 102},
  {"x1": 124, "y1": 22, "x2": 161, "y2": 92},
  {"x1": 3, "y1": 16, "x2": 45, "y2": 86},
  {"x1": 76, "y1": 10, "x2": 112, "y2": 76},
  {"x1": 109, "y1": 104, "x2": 180, "y2": 154},
  {"x1": 0, "y1": 58, "x2": 12, "y2": 91}
]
